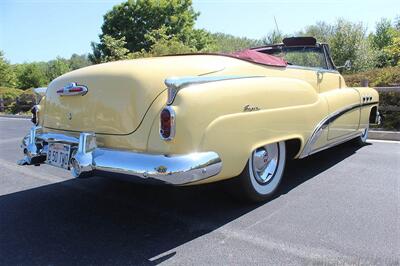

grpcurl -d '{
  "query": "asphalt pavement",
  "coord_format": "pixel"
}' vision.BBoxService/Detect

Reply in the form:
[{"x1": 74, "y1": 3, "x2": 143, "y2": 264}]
[{"x1": 0, "y1": 117, "x2": 399, "y2": 265}]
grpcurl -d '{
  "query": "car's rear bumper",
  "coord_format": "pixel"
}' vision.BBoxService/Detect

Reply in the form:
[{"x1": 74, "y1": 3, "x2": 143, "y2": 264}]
[{"x1": 18, "y1": 126, "x2": 222, "y2": 185}]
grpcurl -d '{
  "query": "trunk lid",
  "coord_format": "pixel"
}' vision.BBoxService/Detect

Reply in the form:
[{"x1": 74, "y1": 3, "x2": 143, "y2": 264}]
[{"x1": 43, "y1": 55, "x2": 230, "y2": 135}]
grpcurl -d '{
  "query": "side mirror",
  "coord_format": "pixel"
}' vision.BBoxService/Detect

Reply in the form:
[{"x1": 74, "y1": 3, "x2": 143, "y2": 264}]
[{"x1": 337, "y1": 60, "x2": 352, "y2": 71}]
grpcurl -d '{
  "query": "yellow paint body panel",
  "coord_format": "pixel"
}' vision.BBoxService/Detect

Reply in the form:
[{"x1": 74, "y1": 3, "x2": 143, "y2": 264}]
[{"x1": 38, "y1": 54, "x2": 379, "y2": 184}]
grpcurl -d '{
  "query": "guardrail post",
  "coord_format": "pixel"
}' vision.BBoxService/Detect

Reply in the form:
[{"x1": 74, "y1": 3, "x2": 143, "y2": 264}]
[{"x1": 361, "y1": 79, "x2": 369, "y2": 87}]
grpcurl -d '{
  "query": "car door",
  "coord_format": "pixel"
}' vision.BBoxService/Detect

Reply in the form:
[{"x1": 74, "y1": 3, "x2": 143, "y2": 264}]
[{"x1": 318, "y1": 70, "x2": 361, "y2": 140}]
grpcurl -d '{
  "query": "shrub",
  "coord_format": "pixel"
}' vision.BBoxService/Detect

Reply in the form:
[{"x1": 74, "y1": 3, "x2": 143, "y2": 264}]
[
  {"x1": 0, "y1": 87, "x2": 36, "y2": 113},
  {"x1": 343, "y1": 66, "x2": 400, "y2": 87},
  {"x1": 344, "y1": 67, "x2": 400, "y2": 131}
]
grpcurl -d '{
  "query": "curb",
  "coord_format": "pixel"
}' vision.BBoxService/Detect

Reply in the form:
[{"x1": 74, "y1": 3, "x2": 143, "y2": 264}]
[
  {"x1": 369, "y1": 130, "x2": 400, "y2": 141},
  {"x1": 0, "y1": 114, "x2": 31, "y2": 119}
]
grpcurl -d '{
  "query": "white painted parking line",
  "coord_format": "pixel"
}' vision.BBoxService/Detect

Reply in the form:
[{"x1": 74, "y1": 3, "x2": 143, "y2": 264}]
[
  {"x1": 0, "y1": 137, "x2": 23, "y2": 144},
  {"x1": 0, "y1": 158, "x2": 66, "y2": 183},
  {"x1": 368, "y1": 139, "x2": 400, "y2": 144}
]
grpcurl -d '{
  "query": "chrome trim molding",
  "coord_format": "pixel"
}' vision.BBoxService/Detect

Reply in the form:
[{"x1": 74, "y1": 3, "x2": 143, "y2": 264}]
[
  {"x1": 287, "y1": 65, "x2": 339, "y2": 74},
  {"x1": 57, "y1": 82, "x2": 88, "y2": 96},
  {"x1": 300, "y1": 101, "x2": 378, "y2": 158},
  {"x1": 18, "y1": 126, "x2": 222, "y2": 185},
  {"x1": 164, "y1": 75, "x2": 263, "y2": 105},
  {"x1": 306, "y1": 131, "x2": 362, "y2": 156}
]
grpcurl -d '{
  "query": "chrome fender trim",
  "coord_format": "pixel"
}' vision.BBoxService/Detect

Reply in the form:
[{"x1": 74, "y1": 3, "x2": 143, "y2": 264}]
[{"x1": 164, "y1": 75, "x2": 264, "y2": 105}]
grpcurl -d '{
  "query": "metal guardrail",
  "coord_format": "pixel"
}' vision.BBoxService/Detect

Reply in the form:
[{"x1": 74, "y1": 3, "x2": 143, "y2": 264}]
[
  {"x1": 374, "y1": 87, "x2": 400, "y2": 112},
  {"x1": 374, "y1": 86, "x2": 400, "y2": 92}
]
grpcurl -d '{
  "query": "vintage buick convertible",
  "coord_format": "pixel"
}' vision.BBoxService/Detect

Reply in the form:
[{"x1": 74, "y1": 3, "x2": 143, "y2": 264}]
[{"x1": 18, "y1": 37, "x2": 379, "y2": 201}]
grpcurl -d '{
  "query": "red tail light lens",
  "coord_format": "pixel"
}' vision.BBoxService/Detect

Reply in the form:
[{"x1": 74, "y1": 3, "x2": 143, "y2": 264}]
[{"x1": 160, "y1": 107, "x2": 175, "y2": 140}]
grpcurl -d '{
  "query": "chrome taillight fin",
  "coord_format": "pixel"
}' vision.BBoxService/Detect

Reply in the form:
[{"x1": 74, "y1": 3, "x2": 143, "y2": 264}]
[{"x1": 164, "y1": 75, "x2": 263, "y2": 105}]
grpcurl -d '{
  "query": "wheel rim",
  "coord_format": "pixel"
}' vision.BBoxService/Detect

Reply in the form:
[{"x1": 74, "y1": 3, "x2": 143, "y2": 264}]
[{"x1": 251, "y1": 143, "x2": 279, "y2": 185}]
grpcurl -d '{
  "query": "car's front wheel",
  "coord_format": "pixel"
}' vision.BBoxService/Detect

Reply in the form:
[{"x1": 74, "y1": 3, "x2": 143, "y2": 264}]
[
  {"x1": 352, "y1": 126, "x2": 369, "y2": 146},
  {"x1": 233, "y1": 141, "x2": 286, "y2": 202}
]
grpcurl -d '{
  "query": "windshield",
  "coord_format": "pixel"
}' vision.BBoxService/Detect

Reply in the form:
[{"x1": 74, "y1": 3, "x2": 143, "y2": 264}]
[{"x1": 259, "y1": 46, "x2": 327, "y2": 69}]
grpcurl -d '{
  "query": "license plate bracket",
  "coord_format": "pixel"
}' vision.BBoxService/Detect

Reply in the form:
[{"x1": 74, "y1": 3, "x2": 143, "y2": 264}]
[{"x1": 46, "y1": 143, "x2": 71, "y2": 169}]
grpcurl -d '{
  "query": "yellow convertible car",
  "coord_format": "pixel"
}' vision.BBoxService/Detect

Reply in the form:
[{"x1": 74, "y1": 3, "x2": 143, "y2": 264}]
[{"x1": 19, "y1": 37, "x2": 379, "y2": 201}]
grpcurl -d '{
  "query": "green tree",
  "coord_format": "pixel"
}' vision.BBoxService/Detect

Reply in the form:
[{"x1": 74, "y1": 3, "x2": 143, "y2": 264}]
[
  {"x1": 69, "y1": 54, "x2": 91, "y2": 70},
  {"x1": 262, "y1": 30, "x2": 285, "y2": 45},
  {"x1": 0, "y1": 51, "x2": 17, "y2": 88},
  {"x1": 298, "y1": 21, "x2": 333, "y2": 43},
  {"x1": 328, "y1": 19, "x2": 377, "y2": 72},
  {"x1": 16, "y1": 63, "x2": 48, "y2": 89},
  {"x1": 46, "y1": 57, "x2": 71, "y2": 81},
  {"x1": 135, "y1": 26, "x2": 196, "y2": 57},
  {"x1": 383, "y1": 28, "x2": 400, "y2": 66},
  {"x1": 89, "y1": 35, "x2": 132, "y2": 63},
  {"x1": 207, "y1": 33, "x2": 261, "y2": 52},
  {"x1": 370, "y1": 18, "x2": 400, "y2": 67},
  {"x1": 90, "y1": 0, "x2": 210, "y2": 62},
  {"x1": 372, "y1": 18, "x2": 393, "y2": 49}
]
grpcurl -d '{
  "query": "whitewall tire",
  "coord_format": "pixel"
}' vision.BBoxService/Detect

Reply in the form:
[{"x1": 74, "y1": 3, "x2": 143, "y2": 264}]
[{"x1": 235, "y1": 141, "x2": 286, "y2": 202}]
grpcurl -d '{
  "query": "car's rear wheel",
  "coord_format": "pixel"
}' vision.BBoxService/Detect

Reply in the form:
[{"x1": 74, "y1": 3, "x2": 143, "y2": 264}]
[{"x1": 233, "y1": 141, "x2": 286, "y2": 202}]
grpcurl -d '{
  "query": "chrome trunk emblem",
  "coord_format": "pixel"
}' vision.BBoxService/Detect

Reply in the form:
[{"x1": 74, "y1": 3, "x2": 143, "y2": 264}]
[{"x1": 57, "y1": 82, "x2": 88, "y2": 96}]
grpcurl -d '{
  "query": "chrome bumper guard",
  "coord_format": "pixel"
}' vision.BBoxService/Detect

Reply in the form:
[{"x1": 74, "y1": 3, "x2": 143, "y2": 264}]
[{"x1": 18, "y1": 126, "x2": 222, "y2": 185}]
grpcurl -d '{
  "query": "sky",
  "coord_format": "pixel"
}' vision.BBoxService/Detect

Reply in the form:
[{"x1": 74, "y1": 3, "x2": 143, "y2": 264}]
[{"x1": 0, "y1": 0, "x2": 399, "y2": 64}]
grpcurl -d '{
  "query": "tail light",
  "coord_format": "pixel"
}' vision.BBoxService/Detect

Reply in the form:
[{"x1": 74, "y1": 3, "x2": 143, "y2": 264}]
[{"x1": 160, "y1": 106, "x2": 175, "y2": 141}]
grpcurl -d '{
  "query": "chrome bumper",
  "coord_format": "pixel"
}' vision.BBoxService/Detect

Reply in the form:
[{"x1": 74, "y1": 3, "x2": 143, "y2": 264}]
[{"x1": 18, "y1": 126, "x2": 222, "y2": 185}]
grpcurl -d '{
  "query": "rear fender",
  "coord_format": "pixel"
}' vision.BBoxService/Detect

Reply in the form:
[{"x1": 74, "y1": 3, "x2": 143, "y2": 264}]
[{"x1": 148, "y1": 76, "x2": 326, "y2": 182}]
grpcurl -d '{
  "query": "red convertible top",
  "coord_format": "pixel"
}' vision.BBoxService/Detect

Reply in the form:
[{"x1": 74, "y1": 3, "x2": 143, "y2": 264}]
[
  {"x1": 165, "y1": 49, "x2": 287, "y2": 67},
  {"x1": 228, "y1": 49, "x2": 287, "y2": 67}
]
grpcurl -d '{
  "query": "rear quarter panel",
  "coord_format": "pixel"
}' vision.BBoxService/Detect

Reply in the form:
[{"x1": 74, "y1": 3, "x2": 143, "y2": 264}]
[{"x1": 147, "y1": 77, "x2": 328, "y2": 182}]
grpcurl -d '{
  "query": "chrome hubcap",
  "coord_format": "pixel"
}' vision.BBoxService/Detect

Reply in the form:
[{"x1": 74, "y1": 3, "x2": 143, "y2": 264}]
[{"x1": 252, "y1": 144, "x2": 279, "y2": 184}]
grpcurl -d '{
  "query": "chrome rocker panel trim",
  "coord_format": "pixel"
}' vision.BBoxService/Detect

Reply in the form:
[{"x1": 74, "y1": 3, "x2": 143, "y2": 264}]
[
  {"x1": 300, "y1": 101, "x2": 378, "y2": 158},
  {"x1": 18, "y1": 126, "x2": 222, "y2": 185}
]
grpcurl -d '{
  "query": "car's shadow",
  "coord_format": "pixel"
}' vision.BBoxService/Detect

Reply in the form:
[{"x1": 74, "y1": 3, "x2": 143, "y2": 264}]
[{"x1": 0, "y1": 142, "x2": 368, "y2": 265}]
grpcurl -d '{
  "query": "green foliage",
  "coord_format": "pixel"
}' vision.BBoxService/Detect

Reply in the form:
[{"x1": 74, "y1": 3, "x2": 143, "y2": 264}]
[
  {"x1": 382, "y1": 29, "x2": 400, "y2": 66},
  {"x1": 297, "y1": 22, "x2": 333, "y2": 43},
  {"x1": 343, "y1": 66, "x2": 400, "y2": 87},
  {"x1": 261, "y1": 30, "x2": 285, "y2": 45},
  {"x1": 370, "y1": 18, "x2": 400, "y2": 67},
  {"x1": 0, "y1": 87, "x2": 24, "y2": 113},
  {"x1": 371, "y1": 18, "x2": 393, "y2": 49},
  {"x1": 0, "y1": 51, "x2": 17, "y2": 88},
  {"x1": 328, "y1": 19, "x2": 377, "y2": 72},
  {"x1": 134, "y1": 26, "x2": 196, "y2": 57},
  {"x1": 207, "y1": 33, "x2": 261, "y2": 53},
  {"x1": 46, "y1": 57, "x2": 71, "y2": 81},
  {"x1": 15, "y1": 63, "x2": 48, "y2": 89},
  {"x1": 0, "y1": 87, "x2": 23, "y2": 102},
  {"x1": 69, "y1": 54, "x2": 91, "y2": 70},
  {"x1": 89, "y1": 35, "x2": 132, "y2": 63},
  {"x1": 90, "y1": 0, "x2": 210, "y2": 62}
]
